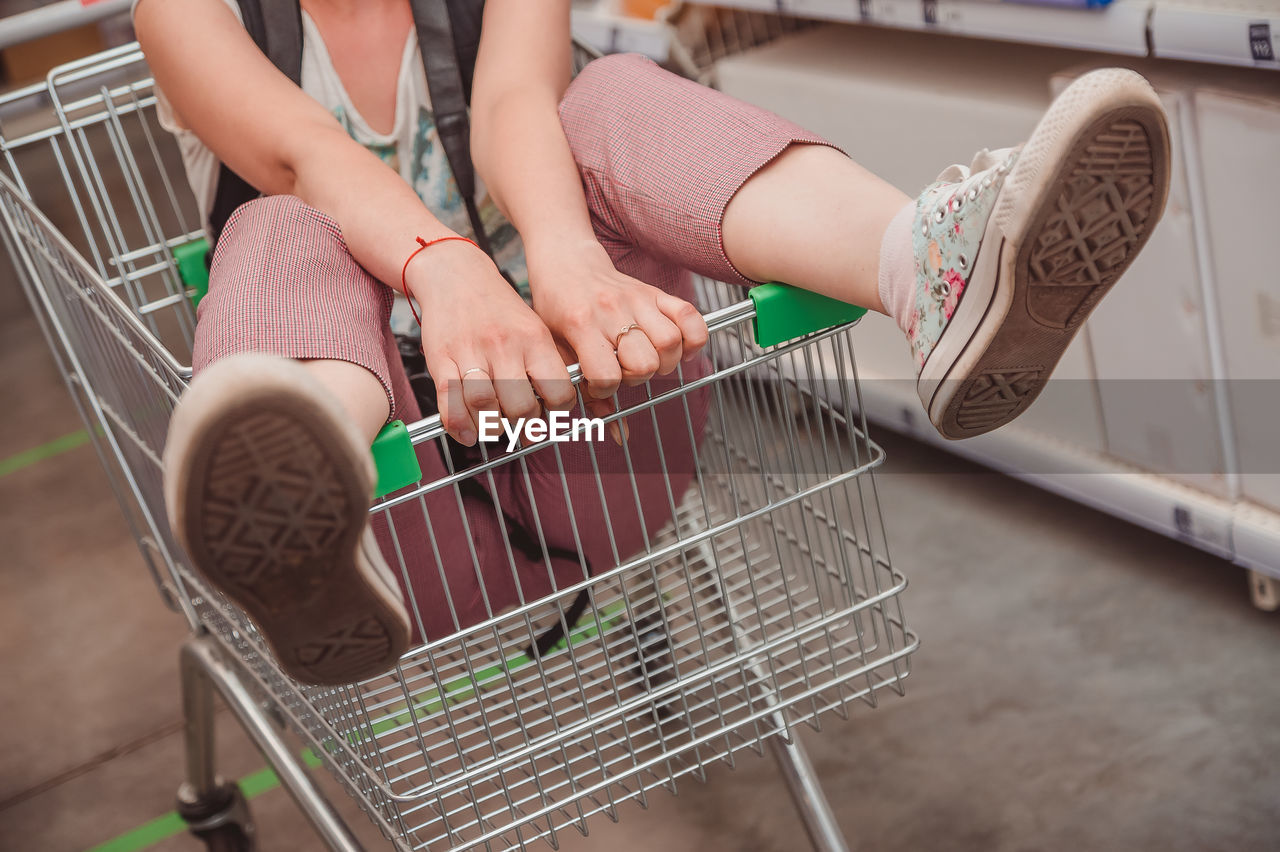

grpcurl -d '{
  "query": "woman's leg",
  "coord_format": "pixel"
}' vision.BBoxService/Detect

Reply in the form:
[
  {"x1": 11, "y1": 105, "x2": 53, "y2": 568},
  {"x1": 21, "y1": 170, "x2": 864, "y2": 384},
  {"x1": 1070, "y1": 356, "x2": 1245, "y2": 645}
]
[
  {"x1": 559, "y1": 55, "x2": 1171, "y2": 440},
  {"x1": 194, "y1": 195, "x2": 402, "y2": 437},
  {"x1": 193, "y1": 194, "x2": 561, "y2": 647},
  {"x1": 170, "y1": 195, "x2": 437, "y2": 683},
  {"x1": 722, "y1": 144, "x2": 909, "y2": 314},
  {"x1": 558, "y1": 52, "x2": 904, "y2": 311}
]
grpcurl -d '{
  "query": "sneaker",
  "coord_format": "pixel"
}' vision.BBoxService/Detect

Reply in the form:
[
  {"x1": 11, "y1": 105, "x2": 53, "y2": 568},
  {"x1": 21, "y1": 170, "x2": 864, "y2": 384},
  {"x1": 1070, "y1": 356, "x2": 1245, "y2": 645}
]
[
  {"x1": 909, "y1": 68, "x2": 1171, "y2": 440},
  {"x1": 163, "y1": 353, "x2": 411, "y2": 685}
]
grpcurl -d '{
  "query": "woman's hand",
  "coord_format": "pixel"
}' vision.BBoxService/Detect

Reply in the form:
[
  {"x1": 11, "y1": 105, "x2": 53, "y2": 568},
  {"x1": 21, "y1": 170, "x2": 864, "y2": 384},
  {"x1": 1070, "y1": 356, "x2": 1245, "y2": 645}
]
[
  {"x1": 528, "y1": 240, "x2": 709, "y2": 402},
  {"x1": 410, "y1": 241, "x2": 575, "y2": 446}
]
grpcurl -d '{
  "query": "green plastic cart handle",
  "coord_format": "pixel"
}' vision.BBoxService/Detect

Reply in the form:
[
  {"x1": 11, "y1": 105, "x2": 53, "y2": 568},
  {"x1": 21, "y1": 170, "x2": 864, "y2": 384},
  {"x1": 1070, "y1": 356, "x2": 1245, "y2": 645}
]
[
  {"x1": 173, "y1": 237, "x2": 211, "y2": 309},
  {"x1": 371, "y1": 420, "x2": 421, "y2": 498},
  {"x1": 749, "y1": 282, "x2": 866, "y2": 348}
]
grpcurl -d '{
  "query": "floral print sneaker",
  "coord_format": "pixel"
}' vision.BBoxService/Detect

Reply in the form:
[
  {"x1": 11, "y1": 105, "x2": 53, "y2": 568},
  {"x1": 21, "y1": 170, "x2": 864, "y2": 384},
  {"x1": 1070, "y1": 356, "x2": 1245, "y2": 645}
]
[{"x1": 910, "y1": 68, "x2": 1171, "y2": 440}]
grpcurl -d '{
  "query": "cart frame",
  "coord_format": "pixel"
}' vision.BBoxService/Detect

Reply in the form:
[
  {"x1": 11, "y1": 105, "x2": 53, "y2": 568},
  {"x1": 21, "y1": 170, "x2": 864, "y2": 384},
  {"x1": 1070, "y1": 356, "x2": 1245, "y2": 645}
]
[{"x1": 1, "y1": 41, "x2": 916, "y2": 852}]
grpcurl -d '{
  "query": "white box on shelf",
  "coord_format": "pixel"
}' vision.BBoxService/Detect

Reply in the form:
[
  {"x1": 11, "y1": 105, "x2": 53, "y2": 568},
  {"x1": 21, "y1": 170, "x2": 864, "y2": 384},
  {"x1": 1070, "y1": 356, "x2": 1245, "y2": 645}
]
[
  {"x1": 934, "y1": 0, "x2": 1151, "y2": 56},
  {"x1": 716, "y1": 25, "x2": 1108, "y2": 450},
  {"x1": 1193, "y1": 82, "x2": 1280, "y2": 512},
  {"x1": 1151, "y1": 1, "x2": 1280, "y2": 69},
  {"x1": 1051, "y1": 68, "x2": 1233, "y2": 498}
]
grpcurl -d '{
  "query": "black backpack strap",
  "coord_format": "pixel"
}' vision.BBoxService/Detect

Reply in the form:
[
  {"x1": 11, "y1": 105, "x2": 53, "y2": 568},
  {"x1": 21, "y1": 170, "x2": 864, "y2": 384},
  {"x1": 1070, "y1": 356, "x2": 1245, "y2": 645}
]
[
  {"x1": 208, "y1": 0, "x2": 496, "y2": 261},
  {"x1": 409, "y1": 0, "x2": 493, "y2": 258},
  {"x1": 207, "y1": 0, "x2": 304, "y2": 247}
]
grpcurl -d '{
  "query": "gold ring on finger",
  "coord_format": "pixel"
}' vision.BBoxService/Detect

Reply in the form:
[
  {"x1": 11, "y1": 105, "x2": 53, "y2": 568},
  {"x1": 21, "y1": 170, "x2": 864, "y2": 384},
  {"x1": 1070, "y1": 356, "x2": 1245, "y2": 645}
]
[{"x1": 613, "y1": 323, "x2": 642, "y2": 350}]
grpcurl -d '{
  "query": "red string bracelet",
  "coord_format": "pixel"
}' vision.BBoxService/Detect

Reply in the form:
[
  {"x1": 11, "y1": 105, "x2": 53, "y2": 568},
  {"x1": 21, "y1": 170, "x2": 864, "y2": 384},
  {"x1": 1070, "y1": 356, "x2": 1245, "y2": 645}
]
[{"x1": 400, "y1": 235, "x2": 482, "y2": 328}]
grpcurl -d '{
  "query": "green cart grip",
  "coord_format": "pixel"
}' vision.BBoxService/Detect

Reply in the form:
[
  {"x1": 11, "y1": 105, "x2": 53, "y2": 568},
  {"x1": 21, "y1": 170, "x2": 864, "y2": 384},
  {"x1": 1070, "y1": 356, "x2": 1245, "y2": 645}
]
[
  {"x1": 371, "y1": 420, "x2": 421, "y2": 498},
  {"x1": 749, "y1": 282, "x2": 867, "y2": 349},
  {"x1": 173, "y1": 238, "x2": 211, "y2": 310}
]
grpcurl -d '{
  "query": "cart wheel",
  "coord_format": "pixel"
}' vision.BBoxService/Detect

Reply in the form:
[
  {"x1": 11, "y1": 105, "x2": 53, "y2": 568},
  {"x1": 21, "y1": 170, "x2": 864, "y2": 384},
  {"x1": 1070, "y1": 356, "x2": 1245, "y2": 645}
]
[
  {"x1": 630, "y1": 613, "x2": 679, "y2": 723},
  {"x1": 177, "y1": 780, "x2": 256, "y2": 852}
]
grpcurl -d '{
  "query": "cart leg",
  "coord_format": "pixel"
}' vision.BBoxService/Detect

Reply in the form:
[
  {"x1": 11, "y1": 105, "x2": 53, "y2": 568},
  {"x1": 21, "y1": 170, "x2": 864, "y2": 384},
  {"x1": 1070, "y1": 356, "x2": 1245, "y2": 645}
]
[
  {"x1": 178, "y1": 635, "x2": 366, "y2": 852},
  {"x1": 177, "y1": 636, "x2": 257, "y2": 850},
  {"x1": 768, "y1": 728, "x2": 850, "y2": 852}
]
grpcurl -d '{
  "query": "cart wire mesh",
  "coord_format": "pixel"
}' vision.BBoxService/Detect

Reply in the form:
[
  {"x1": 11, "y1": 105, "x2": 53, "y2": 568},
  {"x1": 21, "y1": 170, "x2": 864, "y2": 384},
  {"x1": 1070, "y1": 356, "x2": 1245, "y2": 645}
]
[{"x1": 0, "y1": 43, "x2": 916, "y2": 852}]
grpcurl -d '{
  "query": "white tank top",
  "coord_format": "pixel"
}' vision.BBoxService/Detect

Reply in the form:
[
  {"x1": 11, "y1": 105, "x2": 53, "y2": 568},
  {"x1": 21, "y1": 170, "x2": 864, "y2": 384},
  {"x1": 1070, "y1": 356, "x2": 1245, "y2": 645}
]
[{"x1": 139, "y1": 0, "x2": 527, "y2": 329}]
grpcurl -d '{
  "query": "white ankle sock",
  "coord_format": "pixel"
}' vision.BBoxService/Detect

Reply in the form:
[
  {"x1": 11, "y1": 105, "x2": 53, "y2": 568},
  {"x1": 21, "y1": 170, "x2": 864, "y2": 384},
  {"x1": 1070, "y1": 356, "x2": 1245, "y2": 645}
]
[{"x1": 877, "y1": 201, "x2": 917, "y2": 333}]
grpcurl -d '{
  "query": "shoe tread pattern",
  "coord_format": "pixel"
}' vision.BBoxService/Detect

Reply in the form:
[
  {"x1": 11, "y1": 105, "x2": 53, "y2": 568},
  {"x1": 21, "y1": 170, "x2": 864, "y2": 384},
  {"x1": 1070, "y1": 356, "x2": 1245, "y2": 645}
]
[
  {"x1": 944, "y1": 106, "x2": 1168, "y2": 438},
  {"x1": 293, "y1": 615, "x2": 395, "y2": 683},
  {"x1": 185, "y1": 401, "x2": 403, "y2": 685},
  {"x1": 200, "y1": 410, "x2": 350, "y2": 611},
  {"x1": 1026, "y1": 119, "x2": 1158, "y2": 329}
]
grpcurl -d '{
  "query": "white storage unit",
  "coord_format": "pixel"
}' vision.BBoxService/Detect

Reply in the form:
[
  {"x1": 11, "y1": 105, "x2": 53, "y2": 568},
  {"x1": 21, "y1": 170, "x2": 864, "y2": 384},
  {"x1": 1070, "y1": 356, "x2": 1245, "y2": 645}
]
[
  {"x1": 1151, "y1": 0, "x2": 1280, "y2": 68},
  {"x1": 1192, "y1": 83, "x2": 1280, "y2": 514},
  {"x1": 715, "y1": 22, "x2": 1280, "y2": 578},
  {"x1": 706, "y1": 0, "x2": 1280, "y2": 71},
  {"x1": 1051, "y1": 70, "x2": 1232, "y2": 498}
]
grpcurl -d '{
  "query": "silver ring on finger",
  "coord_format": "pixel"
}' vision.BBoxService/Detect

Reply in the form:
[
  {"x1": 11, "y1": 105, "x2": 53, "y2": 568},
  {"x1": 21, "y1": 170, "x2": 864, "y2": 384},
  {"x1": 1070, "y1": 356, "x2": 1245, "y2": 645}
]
[
  {"x1": 613, "y1": 322, "x2": 643, "y2": 351},
  {"x1": 461, "y1": 367, "x2": 488, "y2": 380}
]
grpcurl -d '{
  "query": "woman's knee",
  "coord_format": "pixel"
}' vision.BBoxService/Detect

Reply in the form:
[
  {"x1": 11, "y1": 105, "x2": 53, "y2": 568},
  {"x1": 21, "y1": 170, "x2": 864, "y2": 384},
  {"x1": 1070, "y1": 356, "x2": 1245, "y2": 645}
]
[
  {"x1": 217, "y1": 194, "x2": 345, "y2": 255},
  {"x1": 560, "y1": 52, "x2": 658, "y2": 124}
]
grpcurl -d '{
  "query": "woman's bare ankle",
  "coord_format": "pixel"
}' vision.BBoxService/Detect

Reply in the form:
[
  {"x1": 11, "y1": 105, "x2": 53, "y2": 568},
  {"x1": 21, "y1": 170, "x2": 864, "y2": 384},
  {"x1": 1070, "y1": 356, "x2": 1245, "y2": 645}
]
[{"x1": 300, "y1": 358, "x2": 390, "y2": 444}]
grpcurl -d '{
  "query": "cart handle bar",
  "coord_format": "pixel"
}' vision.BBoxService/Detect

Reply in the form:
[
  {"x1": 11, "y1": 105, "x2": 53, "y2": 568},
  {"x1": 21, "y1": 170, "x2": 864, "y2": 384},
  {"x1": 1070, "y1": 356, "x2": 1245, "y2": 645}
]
[{"x1": 402, "y1": 288, "x2": 865, "y2": 445}]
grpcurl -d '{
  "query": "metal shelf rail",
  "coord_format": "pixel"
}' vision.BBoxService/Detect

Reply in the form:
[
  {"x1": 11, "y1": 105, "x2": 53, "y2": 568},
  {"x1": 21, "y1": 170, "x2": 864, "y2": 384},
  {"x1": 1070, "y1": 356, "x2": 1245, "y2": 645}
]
[{"x1": 701, "y1": 0, "x2": 1280, "y2": 71}]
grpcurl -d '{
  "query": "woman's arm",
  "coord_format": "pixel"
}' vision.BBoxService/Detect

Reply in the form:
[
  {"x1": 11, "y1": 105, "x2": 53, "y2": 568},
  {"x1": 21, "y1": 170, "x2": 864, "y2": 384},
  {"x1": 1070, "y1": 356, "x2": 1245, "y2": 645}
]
[
  {"x1": 135, "y1": 0, "x2": 572, "y2": 442},
  {"x1": 470, "y1": 0, "x2": 706, "y2": 400}
]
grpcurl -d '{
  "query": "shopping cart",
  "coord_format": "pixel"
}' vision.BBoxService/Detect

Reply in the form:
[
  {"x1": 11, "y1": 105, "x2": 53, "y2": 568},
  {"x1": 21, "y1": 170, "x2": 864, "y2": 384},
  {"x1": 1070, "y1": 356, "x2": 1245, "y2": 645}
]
[{"x1": 0, "y1": 41, "x2": 916, "y2": 852}]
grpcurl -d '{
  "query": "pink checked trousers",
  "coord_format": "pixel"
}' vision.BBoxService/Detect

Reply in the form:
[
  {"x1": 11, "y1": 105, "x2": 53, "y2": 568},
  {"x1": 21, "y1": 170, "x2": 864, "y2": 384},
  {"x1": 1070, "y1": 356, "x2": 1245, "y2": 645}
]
[{"x1": 194, "y1": 54, "x2": 833, "y2": 642}]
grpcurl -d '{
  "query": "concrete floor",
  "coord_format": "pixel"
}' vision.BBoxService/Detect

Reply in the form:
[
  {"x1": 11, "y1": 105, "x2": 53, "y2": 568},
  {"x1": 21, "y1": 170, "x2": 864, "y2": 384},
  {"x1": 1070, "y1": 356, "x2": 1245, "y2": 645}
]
[{"x1": 0, "y1": 132, "x2": 1277, "y2": 851}]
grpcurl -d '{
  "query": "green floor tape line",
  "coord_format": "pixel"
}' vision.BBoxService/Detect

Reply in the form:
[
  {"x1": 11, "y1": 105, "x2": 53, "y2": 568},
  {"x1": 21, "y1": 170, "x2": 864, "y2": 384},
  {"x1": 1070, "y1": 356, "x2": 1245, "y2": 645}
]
[
  {"x1": 86, "y1": 602, "x2": 627, "y2": 852},
  {"x1": 0, "y1": 428, "x2": 90, "y2": 479},
  {"x1": 358, "y1": 599, "x2": 628, "y2": 740},
  {"x1": 85, "y1": 759, "x2": 302, "y2": 852}
]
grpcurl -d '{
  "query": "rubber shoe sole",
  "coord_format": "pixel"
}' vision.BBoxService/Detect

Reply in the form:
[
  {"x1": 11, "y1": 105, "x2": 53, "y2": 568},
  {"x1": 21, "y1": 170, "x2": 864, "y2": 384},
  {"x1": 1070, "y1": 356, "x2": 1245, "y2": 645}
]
[
  {"x1": 163, "y1": 354, "x2": 410, "y2": 685},
  {"x1": 918, "y1": 69, "x2": 1171, "y2": 440}
]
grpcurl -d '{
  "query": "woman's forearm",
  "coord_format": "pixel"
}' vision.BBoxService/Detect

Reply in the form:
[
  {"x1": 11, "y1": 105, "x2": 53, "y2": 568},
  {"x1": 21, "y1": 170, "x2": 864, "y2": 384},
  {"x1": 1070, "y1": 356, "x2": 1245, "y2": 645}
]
[
  {"x1": 471, "y1": 86, "x2": 600, "y2": 274},
  {"x1": 288, "y1": 126, "x2": 482, "y2": 294}
]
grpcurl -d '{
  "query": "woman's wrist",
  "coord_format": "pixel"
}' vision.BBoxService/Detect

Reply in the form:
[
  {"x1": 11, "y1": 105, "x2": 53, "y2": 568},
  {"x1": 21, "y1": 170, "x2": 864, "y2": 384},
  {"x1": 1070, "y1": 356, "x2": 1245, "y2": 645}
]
[
  {"x1": 401, "y1": 236, "x2": 494, "y2": 299},
  {"x1": 525, "y1": 235, "x2": 610, "y2": 295}
]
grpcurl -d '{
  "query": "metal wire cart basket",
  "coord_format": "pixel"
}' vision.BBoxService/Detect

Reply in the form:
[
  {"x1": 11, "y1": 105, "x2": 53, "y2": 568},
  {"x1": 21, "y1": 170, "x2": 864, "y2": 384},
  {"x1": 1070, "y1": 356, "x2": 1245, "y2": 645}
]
[{"x1": 0, "y1": 43, "x2": 916, "y2": 852}]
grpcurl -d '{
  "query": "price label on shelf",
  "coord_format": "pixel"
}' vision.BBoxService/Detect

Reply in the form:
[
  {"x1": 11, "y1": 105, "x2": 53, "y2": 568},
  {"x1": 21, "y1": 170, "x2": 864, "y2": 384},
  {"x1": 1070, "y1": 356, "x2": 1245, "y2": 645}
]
[
  {"x1": 1250, "y1": 22, "x2": 1276, "y2": 63},
  {"x1": 922, "y1": 0, "x2": 939, "y2": 27}
]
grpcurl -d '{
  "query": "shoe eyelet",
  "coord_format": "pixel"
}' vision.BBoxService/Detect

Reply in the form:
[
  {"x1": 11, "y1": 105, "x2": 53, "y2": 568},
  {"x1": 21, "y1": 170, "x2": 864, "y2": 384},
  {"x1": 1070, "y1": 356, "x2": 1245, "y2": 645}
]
[
  {"x1": 934, "y1": 208, "x2": 946, "y2": 223},
  {"x1": 921, "y1": 221, "x2": 929, "y2": 237},
  {"x1": 932, "y1": 281, "x2": 951, "y2": 300},
  {"x1": 951, "y1": 196, "x2": 963, "y2": 212},
  {"x1": 968, "y1": 187, "x2": 979, "y2": 201},
  {"x1": 958, "y1": 253, "x2": 968, "y2": 269}
]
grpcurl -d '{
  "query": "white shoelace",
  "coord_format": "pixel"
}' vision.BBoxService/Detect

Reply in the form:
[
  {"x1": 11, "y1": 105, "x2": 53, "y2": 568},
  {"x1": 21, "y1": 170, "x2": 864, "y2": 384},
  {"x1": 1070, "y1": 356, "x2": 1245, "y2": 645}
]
[{"x1": 934, "y1": 145, "x2": 1020, "y2": 186}]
